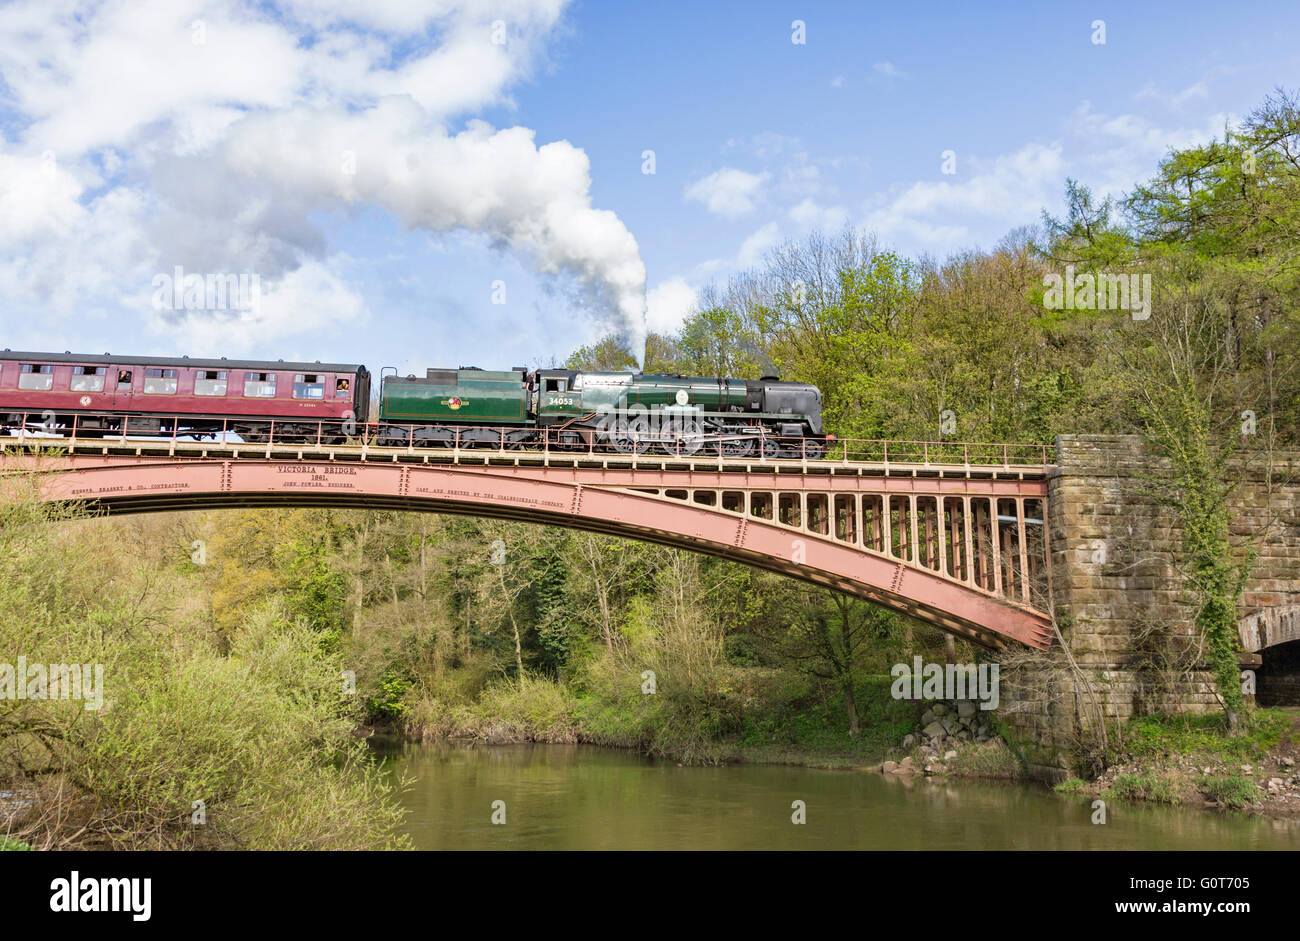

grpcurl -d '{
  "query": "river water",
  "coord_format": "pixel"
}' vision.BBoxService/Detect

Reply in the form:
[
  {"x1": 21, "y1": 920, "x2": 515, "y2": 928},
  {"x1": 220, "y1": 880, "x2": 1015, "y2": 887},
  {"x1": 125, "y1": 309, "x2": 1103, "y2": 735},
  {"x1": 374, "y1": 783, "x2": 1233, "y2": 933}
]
[{"x1": 373, "y1": 742, "x2": 1300, "y2": 850}]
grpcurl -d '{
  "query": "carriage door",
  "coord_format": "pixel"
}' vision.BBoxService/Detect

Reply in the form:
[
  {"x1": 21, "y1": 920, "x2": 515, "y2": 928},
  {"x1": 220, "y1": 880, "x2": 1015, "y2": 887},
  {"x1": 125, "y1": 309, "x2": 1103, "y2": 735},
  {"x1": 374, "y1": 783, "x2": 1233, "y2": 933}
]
[{"x1": 111, "y1": 365, "x2": 137, "y2": 412}]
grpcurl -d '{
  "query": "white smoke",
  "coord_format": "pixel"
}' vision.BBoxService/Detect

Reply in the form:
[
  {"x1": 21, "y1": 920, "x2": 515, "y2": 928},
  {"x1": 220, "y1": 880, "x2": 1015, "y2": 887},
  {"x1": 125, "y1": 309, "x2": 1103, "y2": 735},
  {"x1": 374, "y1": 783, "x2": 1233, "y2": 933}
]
[
  {"x1": 216, "y1": 101, "x2": 647, "y2": 356},
  {"x1": 0, "y1": 0, "x2": 648, "y2": 359}
]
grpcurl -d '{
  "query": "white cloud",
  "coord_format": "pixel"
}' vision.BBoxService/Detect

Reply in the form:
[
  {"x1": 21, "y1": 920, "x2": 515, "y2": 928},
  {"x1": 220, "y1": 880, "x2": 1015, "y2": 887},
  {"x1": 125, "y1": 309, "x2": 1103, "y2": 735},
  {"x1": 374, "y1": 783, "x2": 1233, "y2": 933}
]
[
  {"x1": 646, "y1": 277, "x2": 697, "y2": 334},
  {"x1": 685, "y1": 167, "x2": 771, "y2": 218},
  {"x1": 737, "y1": 222, "x2": 780, "y2": 268},
  {"x1": 855, "y1": 102, "x2": 1230, "y2": 256},
  {"x1": 872, "y1": 61, "x2": 908, "y2": 82},
  {"x1": 0, "y1": 0, "x2": 650, "y2": 356},
  {"x1": 149, "y1": 259, "x2": 369, "y2": 353},
  {"x1": 861, "y1": 142, "x2": 1065, "y2": 252},
  {"x1": 788, "y1": 197, "x2": 847, "y2": 231},
  {"x1": 1135, "y1": 79, "x2": 1210, "y2": 109},
  {"x1": 1066, "y1": 101, "x2": 1232, "y2": 198}
]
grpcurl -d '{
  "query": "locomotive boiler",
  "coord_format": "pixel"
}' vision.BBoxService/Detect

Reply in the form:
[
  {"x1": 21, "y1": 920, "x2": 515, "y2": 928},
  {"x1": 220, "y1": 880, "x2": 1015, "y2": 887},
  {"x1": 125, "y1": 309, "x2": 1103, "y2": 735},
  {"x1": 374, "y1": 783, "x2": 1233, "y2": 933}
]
[{"x1": 375, "y1": 365, "x2": 827, "y2": 458}]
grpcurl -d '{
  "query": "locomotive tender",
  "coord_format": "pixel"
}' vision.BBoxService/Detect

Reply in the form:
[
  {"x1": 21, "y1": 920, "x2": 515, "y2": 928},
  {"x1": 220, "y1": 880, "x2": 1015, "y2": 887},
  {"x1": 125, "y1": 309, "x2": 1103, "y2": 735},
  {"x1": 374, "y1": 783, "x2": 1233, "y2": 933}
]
[{"x1": 0, "y1": 349, "x2": 827, "y2": 458}]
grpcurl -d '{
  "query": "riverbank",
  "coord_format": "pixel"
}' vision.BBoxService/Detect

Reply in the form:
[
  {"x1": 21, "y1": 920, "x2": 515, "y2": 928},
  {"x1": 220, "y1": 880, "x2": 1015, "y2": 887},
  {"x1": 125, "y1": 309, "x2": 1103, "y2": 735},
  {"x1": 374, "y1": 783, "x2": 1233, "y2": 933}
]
[
  {"x1": 392, "y1": 671, "x2": 918, "y2": 768},
  {"x1": 385, "y1": 675, "x2": 1300, "y2": 821},
  {"x1": 1050, "y1": 708, "x2": 1300, "y2": 819}
]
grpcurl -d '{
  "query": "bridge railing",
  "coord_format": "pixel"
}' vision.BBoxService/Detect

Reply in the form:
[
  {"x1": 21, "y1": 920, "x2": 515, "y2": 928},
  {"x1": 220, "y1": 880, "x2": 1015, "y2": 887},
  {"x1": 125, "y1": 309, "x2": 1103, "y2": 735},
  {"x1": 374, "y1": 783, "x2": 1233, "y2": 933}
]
[
  {"x1": 826, "y1": 438, "x2": 1052, "y2": 467},
  {"x1": 1, "y1": 411, "x2": 1053, "y2": 468}
]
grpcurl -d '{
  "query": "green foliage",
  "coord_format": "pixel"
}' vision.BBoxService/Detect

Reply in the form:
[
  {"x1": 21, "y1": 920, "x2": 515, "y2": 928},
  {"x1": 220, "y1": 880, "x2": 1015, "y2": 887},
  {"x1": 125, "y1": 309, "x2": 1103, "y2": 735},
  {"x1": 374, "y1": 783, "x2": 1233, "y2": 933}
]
[
  {"x1": 368, "y1": 669, "x2": 415, "y2": 719},
  {"x1": 1054, "y1": 778, "x2": 1088, "y2": 796},
  {"x1": 1105, "y1": 771, "x2": 1183, "y2": 804},
  {"x1": 735, "y1": 674, "x2": 915, "y2": 760},
  {"x1": 1124, "y1": 710, "x2": 1286, "y2": 761},
  {"x1": 1197, "y1": 773, "x2": 1259, "y2": 809},
  {"x1": 0, "y1": 496, "x2": 410, "y2": 850},
  {"x1": 475, "y1": 675, "x2": 578, "y2": 736},
  {"x1": 565, "y1": 336, "x2": 639, "y2": 371}
]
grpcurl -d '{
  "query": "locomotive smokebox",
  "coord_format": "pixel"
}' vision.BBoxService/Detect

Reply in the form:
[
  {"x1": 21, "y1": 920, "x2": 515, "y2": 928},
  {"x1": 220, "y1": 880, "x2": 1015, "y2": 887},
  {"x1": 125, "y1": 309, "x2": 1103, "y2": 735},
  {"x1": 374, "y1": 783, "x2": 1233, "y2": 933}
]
[{"x1": 757, "y1": 380, "x2": 822, "y2": 435}]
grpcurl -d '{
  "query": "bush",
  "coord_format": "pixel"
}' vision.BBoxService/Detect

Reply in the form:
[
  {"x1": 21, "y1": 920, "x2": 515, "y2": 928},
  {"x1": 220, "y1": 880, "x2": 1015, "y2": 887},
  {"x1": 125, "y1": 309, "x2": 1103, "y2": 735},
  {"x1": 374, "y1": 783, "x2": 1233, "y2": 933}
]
[
  {"x1": 474, "y1": 675, "x2": 579, "y2": 740},
  {"x1": 0, "y1": 492, "x2": 410, "y2": 850},
  {"x1": 1198, "y1": 774, "x2": 1259, "y2": 809},
  {"x1": 1105, "y1": 771, "x2": 1183, "y2": 804}
]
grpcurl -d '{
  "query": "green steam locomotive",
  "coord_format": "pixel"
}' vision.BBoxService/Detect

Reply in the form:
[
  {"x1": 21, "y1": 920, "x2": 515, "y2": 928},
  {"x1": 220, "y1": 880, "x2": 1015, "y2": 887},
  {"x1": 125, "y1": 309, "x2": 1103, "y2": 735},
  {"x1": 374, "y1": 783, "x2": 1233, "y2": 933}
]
[{"x1": 375, "y1": 365, "x2": 828, "y2": 458}]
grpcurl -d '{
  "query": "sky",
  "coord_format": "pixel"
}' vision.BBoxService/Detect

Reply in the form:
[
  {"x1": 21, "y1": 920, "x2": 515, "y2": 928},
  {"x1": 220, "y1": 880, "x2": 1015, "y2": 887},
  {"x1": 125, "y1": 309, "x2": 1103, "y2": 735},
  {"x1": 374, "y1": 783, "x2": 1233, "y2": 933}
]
[{"x1": 0, "y1": 0, "x2": 1296, "y2": 377}]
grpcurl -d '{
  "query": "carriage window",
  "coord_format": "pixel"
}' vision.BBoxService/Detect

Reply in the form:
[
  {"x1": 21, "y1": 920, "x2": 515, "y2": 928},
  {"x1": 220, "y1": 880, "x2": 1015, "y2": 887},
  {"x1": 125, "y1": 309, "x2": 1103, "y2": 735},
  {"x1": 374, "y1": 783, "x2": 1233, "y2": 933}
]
[
  {"x1": 293, "y1": 374, "x2": 325, "y2": 399},
  {"x1": 143, "y1": 368, "x2": 179, "y2": 394},
  {"x1": 195, "y1": 370, "x2": 228, "y2": 396},
  {"x1": 70, "y1": 365, "x2": 107, "y2": 392},
  {"x1": 18, "y1": 364, "x2": 54, "y2": 390},
  {"x1": 335, "y1": 377, "x2": 351, "y2": 398},
  {"x1": 244, "y1": 372, "x2": 276, "y2": 397},
  {"x1": 117, "y1": 369, "x2": 133, "y2": 390}
]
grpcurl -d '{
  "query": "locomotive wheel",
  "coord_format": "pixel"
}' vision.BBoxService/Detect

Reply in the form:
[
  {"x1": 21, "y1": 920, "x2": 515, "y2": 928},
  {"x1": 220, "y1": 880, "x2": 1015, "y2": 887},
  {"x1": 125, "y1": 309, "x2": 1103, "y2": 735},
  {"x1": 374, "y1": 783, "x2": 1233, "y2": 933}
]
[
  {"x1": 719, "y1": 436, "x2": 755, "y2": 458},
  {"x1": 611, "y1": 417, "x2": 650, "y2": 455},
  {"x1": 660, "y1": 419, "x2": 704, "y2": 457},
  {"x1": 761, "y1": 438, "x2": 785, "y2": 460},
  {"x1": 609, "y1": 433, "x2": 640, "y2": 455},
  {"x1": 801, "y1": 439, "x2": 826, "y2": 461}
]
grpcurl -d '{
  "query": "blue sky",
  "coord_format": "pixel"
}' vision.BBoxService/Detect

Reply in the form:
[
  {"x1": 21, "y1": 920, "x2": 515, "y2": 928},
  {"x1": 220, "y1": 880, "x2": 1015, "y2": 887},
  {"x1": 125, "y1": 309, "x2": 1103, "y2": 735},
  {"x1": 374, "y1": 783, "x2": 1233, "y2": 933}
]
[{"x1": 0, "y1": 0, "x2": 1296, "y2": 376}]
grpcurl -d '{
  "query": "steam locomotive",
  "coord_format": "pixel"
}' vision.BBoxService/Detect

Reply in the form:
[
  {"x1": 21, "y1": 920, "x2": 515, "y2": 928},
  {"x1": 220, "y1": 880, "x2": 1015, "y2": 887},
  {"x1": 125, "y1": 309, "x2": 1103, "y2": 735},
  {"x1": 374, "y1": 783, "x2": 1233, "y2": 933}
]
[{"x1": 0, "y1": 350, "x2": 828, "y2": 458}]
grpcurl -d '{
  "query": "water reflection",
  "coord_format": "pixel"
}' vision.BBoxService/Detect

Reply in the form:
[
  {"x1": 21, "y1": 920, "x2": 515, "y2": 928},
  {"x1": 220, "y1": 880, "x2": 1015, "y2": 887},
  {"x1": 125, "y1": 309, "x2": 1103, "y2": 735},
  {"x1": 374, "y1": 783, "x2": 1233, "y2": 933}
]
[{"x1": 373, "y1": 742, "x2": 1300, "y2": 851}]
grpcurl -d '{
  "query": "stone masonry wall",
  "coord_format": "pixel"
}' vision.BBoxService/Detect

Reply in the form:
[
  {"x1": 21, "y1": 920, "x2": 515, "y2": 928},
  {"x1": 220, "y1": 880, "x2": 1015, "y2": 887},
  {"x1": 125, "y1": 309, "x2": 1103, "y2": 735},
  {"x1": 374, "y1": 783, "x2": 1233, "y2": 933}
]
[{"x1": 1001, "y1": 435, "x2": 1300, "y2": 776}]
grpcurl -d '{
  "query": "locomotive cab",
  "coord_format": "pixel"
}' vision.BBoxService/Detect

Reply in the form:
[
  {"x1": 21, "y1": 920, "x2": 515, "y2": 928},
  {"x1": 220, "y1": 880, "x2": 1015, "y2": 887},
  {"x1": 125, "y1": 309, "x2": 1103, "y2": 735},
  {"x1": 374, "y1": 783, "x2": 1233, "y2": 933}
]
[{"x1": 535, "y1": 369, "x2": 582, "y2": 423}]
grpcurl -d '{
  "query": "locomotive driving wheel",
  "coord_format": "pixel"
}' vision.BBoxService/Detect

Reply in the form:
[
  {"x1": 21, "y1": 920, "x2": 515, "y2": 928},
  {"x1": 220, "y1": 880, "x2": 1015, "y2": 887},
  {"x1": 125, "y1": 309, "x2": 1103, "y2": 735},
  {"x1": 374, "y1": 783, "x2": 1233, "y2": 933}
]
[
  {"x1": 718, "y1": 435, "x2": 755, "y2": 458},
  {"x1": 659, "y1": 419, "x2": 704, "y2": 456},
  {"x1": 610, "y1": 416, "x2": 650, "y2": 455}
]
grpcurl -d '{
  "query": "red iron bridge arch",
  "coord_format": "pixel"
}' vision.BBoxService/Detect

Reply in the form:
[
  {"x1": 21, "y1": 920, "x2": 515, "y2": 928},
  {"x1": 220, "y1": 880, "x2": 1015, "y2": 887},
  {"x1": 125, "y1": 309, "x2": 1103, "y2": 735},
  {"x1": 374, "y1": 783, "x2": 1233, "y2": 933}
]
[{"x1": 0, "y1": 423, "x2": 1056, "y2": 650}]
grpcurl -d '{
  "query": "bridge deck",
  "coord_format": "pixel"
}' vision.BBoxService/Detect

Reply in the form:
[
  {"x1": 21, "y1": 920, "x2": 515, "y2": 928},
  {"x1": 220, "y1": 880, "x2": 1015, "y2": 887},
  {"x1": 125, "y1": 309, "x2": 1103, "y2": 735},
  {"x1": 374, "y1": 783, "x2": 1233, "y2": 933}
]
[
  {"x1": 0, "y1": 436, "x2": 1055, "y2": 481},
  {"x1": 0, "y1": 434, "x2": 1057, "y2": 650}
]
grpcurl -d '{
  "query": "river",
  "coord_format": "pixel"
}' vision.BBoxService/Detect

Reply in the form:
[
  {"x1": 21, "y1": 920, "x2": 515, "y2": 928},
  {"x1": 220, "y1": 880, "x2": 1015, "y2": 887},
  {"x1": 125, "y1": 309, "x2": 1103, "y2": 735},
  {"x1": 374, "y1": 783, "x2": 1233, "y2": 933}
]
[{"x1": 373, "y1": 741, "x2": 1300, "y2": 850}]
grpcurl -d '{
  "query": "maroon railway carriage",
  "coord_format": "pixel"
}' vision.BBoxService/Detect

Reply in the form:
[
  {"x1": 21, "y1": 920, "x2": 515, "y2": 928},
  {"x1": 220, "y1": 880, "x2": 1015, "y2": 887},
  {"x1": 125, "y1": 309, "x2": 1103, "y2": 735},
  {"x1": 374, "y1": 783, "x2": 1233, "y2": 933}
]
[{"x1": 0, "y1": 350, "x2": 370, "y2": 442}]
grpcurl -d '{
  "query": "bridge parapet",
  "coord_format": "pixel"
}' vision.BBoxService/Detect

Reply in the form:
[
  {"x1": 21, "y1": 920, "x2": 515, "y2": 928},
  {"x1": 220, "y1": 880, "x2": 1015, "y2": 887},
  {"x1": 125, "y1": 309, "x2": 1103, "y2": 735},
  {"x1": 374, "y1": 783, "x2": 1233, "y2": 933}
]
[{"x1": 1003, "y1": 434, "x2": 1300, "y2": 775}]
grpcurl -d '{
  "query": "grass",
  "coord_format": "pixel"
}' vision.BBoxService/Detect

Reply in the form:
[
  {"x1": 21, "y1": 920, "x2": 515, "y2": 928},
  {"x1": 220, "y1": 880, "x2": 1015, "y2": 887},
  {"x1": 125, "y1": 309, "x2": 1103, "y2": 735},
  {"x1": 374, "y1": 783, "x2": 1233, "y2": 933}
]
[
  {"x1": 1104, "y1": 770, "x2": 1184, "y2": 804},
  {"x1": 943, "y1": 740, "x2": 1021, "y2": 778},
  {"x1": 1054, "y1": 777, "x2": 1088, "y2": 796},
  {"x1": 1121, "y1": 709, "x2": 1287, "y2": 762},
  {"x1": 1197, "y1": 773, "x2": 1259, "y2": 809},
  {"x1": 0, "y1": 836, "x2": 31, "y2": 851}
]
